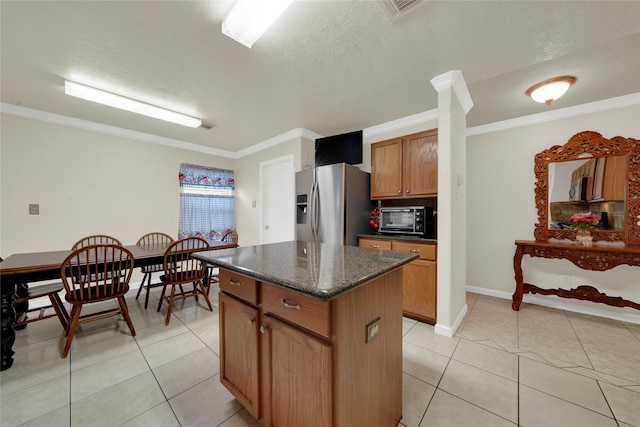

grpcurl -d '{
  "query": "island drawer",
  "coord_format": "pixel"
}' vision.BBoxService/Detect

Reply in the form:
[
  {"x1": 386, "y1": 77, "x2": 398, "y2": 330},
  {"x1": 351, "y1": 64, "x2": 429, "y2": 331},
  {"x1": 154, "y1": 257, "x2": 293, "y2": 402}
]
[
  {"x1": 219, "y1": 269, "x2": 258, "y2": 305},
  {"x1": 261, "y1": 283, "x2": 330, "y2": 339},
  {"x1": 391, "y1": 242, "x2": 436, "y2": 260}
]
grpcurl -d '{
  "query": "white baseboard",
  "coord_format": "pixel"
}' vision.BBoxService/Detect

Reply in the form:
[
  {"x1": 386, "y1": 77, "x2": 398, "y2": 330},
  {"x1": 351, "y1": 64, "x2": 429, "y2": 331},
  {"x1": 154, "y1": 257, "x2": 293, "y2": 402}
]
[
  {"x1": 434, "y1": 303, "x2": 468, "y2": 337},
  {"x1": 466, "y1": 285, "x2": 640, "y2": 325}
]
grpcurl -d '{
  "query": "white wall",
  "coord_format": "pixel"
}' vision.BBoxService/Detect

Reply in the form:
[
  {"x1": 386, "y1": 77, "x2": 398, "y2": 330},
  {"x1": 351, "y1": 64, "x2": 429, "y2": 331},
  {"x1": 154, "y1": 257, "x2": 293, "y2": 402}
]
[
  {"x1": 234, "y1": 135, "x2": 313, "y2": 246},
  {"x1": 0, "y1": 113, "x2": 232, "y2": 256},
  {"x1": 466, "y1": 104, "x2": 640, "y2": 323}
]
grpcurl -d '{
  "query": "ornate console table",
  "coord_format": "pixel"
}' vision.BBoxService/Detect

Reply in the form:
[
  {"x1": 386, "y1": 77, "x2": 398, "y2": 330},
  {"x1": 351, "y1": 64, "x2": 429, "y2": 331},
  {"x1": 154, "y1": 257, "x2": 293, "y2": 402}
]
[{"x1": 512, "y1": 240, "x2": 640, "y2": 311}]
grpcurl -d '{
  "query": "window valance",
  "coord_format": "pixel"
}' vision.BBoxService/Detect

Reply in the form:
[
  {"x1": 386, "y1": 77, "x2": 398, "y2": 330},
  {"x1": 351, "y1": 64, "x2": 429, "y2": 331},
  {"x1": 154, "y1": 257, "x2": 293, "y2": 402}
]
[{"x1": 178, "y1": 163, "x2": 235, "y2": 189}]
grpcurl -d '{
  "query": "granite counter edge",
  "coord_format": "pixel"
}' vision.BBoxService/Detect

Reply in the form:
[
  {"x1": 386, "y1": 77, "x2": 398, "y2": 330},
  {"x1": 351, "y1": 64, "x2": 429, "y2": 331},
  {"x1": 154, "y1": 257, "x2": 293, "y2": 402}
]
[{"x1": 192, "y1": 252, "x2": 418, "y2": 302}]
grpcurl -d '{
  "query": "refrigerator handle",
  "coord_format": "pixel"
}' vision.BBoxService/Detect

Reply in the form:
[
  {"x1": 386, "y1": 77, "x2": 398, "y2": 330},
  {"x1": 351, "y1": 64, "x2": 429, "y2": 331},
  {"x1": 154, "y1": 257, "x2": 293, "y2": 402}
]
[{"x1": 311, "y1": 181, "x2": 319, "y2": 241}]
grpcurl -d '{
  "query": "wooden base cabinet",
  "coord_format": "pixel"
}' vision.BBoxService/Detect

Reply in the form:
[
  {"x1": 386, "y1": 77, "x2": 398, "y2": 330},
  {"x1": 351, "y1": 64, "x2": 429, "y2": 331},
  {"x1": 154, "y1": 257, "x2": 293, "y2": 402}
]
[
  {"x1": 219, "y1": 292, "x2": 260, "y2": 419},
  {"x1": 359, "y1": 238, "x2": 437, "y2": 324},
  {"x1": 402, "y1": 260, "x2": 436, "y2": 322},
  {"x1": 218, "y1": 268, "x2": 403, "y2": 427},
  {"x1": 262, "y1": 315, "x2": 332, "y2": 426}
]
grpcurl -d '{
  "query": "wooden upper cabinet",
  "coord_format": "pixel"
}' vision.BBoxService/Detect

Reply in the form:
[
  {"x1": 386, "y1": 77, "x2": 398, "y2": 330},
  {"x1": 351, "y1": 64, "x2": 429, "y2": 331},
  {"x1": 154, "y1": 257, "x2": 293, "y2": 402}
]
[
  {"x1": 575, "y1": 156, "x2": 626, "y2": 202},
  {"x1": 370, "y1": 129, "x2": 438, "y2": 200},
  {"x1": 404, "y1": 130, "x2": 438, "y2": 197},
  {"x1": 601, "y1": 155, "x2": 626, "y2": 201},
  {"x1": 370, "y1": 138, "x2": 403, "y2": 198}
]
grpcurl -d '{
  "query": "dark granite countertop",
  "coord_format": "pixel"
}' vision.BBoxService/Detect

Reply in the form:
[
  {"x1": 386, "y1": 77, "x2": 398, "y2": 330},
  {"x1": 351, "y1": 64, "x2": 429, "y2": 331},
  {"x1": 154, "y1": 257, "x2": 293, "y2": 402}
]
[
  {"x1": 192, "y1": 240, "x2": 418, "y2": 301},
  {"x1": 357, "y1": 234, "x2": 438, "y2": 244}
]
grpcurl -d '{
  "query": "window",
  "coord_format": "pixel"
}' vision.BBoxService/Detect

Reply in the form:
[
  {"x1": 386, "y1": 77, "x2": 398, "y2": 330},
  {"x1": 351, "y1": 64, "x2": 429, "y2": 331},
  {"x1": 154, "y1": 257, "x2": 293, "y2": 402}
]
[{"x1": 178, "y1": 164, "x2": 236, "y2": 243}]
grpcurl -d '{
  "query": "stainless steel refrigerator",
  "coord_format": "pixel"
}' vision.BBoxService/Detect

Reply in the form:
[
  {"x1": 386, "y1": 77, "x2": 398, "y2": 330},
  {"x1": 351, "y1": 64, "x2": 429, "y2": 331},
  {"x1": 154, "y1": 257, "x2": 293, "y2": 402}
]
[{"x1": 295, "y1": 163, "x2": 371, "y2": 246}]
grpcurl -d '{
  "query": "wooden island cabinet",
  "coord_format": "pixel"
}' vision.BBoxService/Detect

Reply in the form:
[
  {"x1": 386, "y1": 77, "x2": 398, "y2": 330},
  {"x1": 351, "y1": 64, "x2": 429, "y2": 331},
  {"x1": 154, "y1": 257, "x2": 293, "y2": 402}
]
[
  {"x1": 359, "y1": 237, "x2": 437, "y2": 324},
  {"x1": 194, "y1": 241, "x2": 417, "y2": 427},
  {"x1": 370, "y1": 129, "x2": 438, "y2": 200}
]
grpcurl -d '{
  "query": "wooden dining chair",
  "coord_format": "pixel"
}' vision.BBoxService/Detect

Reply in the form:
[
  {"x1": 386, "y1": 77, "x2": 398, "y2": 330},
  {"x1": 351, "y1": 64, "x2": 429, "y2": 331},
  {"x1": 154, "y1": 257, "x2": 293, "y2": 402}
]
[
  {"x1": 158, "y1": 237, "x2": 212, "y2": 325},
  {"x1": 71, "y1": 235, "x2": 123, "y2": 283},
  {"x1": 71, "y1": 234, "x2": 122, "y2": 250},
  {"x1": 60, "y1": 244, "x2": 136, "y2": 358},
  {"x1": 0, "y1": 257, "x2": 69, "y2": 331},
  {"x1": 207, "y1": 230, "x2": 238, "y2": 296},
  {"x1": 135, "y1": 232, "x2": 175, "y2": 309}
]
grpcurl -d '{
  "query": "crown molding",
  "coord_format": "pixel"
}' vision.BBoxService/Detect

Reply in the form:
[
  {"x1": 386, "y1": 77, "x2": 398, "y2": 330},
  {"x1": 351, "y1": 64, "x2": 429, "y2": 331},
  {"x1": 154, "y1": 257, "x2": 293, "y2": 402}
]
[
  {"x1": 4, "y1": 92, "x2": 638, "y2": 158},
  {"x1": 466, "y1": 93, "x2": 640, "y2": 136},
  {"x1": 430, "y1": 70, "x2": 474, "y2": 114},
  {"x1": 363, "y1": 109, "x2": 439, "y2": 140},
  {"x1": 0, "y1": 102, "x2": 235, "y2": 158},
  {"x1": 234, "y1": 128, "x2": 323, "y2": 159}
]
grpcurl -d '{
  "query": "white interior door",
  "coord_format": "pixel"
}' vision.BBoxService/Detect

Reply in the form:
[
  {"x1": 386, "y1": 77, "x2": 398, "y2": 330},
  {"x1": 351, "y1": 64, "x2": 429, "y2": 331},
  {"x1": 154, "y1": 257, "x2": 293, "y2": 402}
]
[{"x1": 260, "y1": 155, "x2": 295, "y2": 244}]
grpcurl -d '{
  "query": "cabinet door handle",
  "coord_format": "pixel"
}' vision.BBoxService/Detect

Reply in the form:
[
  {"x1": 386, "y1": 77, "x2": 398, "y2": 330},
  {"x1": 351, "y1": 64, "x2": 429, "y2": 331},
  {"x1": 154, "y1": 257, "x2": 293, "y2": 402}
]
[
  {"x1": 228, "y1": 279, "x2": 241, "y2": 286},
  {"x1": 409, "y1": 249, "x2": 420, "y2": 253},
  {"x1": 248, "y1": 318, "x2": 255, "y2": 325},
  {"x1": 406, "y1": 189, "x2": 410, "y2": 193},
  {"x1": 397, "y1": 190, "x2": 401, "y2": 194},
  {"x1": 370, "y1": 244, "x2": 380, "y2": 248},
  {"x1": 281, "y1": 298, "x2": 301, "y2": 310},
  {"x1": 260, "y1": 325, "x2": 268, "y2": 334}
]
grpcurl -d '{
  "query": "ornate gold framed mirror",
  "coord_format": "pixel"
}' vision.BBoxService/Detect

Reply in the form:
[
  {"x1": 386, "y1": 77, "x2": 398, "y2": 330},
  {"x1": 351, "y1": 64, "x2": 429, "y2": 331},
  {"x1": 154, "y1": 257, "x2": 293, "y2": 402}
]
[{"x1": 533, "y1": 131, "x2": 640, "y2": 245}]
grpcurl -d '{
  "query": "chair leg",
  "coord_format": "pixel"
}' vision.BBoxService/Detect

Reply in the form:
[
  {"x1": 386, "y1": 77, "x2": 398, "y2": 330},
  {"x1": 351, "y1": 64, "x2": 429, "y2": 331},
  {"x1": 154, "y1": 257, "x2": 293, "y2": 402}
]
[
  {"x1": 165, "y1": 286, "x2": 176, "y2": 325},
  {"x1": 193, "y1": 282, "x2": 199, "y2": 302},
  {"x1": 157, "y1": 284, "x2": 167, "y2": 312},
  {"x1": 48, "y1": 292, "x2": 69, "y2": 330},
  {"x1": 63, "y1": 304, "x2": 82, "y2": 358},
  {"x1": 117, "y1": 296, "x2": 136, "y2": 336},
  {"x1": 197, "y1": 280, "x2": 214, "y2": 312}
]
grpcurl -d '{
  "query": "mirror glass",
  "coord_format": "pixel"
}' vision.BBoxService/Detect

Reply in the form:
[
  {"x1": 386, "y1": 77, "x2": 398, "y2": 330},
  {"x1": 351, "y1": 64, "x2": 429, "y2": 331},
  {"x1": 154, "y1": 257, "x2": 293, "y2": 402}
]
[{"x1": 548, "y1": 156, "x2": 626, "y2": 231}]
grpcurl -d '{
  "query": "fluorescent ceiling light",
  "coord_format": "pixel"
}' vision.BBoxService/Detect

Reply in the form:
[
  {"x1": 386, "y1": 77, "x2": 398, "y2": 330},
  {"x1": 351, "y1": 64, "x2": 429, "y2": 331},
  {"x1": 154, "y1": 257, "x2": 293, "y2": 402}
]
[
  {"x1": 222, "y1": 0, "x2": 294, "y2": 48},
  {"x1": 525, "y1": 76, "x2": 577, "y2": 105},
  {"x1": 64, "y1": 81, "x2": 202, "y2": 128}
]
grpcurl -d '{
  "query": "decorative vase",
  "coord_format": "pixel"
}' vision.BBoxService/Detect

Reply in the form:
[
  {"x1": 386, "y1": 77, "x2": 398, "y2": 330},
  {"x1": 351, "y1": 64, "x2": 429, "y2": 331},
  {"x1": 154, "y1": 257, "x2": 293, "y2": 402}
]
[{"x1": 576, "y1": 229, "x2": 593, "y2": 246}]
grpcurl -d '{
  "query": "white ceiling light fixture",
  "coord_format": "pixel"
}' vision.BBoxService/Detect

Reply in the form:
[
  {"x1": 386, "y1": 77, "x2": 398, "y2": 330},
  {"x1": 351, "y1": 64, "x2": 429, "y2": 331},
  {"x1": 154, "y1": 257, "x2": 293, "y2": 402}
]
[
  {"x1": 64, "y1": 81, "x2": 202, "y2": 128},
  {"x1": 525, "y1": 76, "x2": 577, "y2": 105},
  {"x1": 222, "y1": 0, "x2": 294, "y2": 48}
]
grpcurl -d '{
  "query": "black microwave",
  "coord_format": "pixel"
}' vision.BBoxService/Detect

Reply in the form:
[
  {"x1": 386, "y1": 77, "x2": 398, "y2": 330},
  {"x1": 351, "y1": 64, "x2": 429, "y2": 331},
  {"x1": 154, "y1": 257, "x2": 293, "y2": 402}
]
[{"x1": 378, "y1": 206, "x2": 435, "y2": 238}]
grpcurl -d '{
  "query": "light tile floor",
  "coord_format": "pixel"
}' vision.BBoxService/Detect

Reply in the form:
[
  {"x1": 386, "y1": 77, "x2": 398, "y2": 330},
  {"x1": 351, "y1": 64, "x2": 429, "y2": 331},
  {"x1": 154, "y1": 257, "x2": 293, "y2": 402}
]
[{"x1": 1, "y1": 289, "x2": 640, "y2": 426}]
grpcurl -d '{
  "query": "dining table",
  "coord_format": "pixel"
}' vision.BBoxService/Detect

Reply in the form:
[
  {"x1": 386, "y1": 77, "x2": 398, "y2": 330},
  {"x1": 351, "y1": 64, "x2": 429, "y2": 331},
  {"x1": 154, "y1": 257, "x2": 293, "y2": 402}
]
[{"x1": 0, "y1": 240, "x2": 237, "y2": 371}]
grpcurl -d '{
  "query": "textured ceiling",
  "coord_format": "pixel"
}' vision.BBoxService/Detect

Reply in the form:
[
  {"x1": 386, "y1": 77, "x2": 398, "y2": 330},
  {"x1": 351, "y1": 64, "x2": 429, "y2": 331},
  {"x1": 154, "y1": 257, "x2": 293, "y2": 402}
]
[{"x1": 1, "y1": 1, "x2": 639, "y2": 153}]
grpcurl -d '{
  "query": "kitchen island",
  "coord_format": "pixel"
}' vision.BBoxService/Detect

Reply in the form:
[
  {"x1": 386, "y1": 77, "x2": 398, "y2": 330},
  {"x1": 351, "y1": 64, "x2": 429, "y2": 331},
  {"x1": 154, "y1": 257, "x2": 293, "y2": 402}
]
[{"x1": 193, "y1": 240, "x2": 417, "y2": 427}]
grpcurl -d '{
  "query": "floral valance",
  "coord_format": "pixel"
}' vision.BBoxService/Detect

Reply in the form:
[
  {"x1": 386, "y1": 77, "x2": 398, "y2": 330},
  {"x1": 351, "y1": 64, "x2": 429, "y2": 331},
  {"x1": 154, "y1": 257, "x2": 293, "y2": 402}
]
[{"x1": 179, "y1": 163, "x2": 235, "y2": 189}]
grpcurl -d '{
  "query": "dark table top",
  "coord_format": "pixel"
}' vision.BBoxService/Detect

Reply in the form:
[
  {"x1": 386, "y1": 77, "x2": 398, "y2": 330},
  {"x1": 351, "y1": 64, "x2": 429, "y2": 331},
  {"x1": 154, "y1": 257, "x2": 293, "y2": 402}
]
[{"x1": 0, "y1": 241, "x2": 236, "y2": 286}]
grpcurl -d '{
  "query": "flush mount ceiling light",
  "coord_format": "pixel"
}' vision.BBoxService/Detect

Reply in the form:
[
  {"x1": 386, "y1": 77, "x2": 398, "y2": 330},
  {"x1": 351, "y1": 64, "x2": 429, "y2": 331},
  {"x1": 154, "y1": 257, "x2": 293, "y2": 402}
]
[
  {"x1": 222, "y1": 0, "x2": 294, "y2": 48},
  {"x1": 64, "y1": 81, "x2": 202, "y2": 128},
  {"x1": 526, "y1": 76, "x2": 577, "y2": 105}
]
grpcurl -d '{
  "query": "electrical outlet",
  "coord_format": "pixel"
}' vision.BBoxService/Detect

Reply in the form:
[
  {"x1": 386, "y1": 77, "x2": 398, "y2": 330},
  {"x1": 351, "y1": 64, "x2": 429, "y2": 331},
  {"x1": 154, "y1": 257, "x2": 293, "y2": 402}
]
[
  {"x1": 365, "y1": 317, "x2": 381, "y2": 343},
  {"x1": 29, "y1": 204, "x2": 39, "y2": 215}
]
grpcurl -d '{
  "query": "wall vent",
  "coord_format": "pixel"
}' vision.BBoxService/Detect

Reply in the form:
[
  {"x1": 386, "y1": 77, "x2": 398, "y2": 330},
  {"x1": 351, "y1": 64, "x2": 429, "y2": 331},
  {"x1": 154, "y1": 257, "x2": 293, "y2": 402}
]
[{"x1": 379, "y1": 0, "x2": 424, "y2": 21}]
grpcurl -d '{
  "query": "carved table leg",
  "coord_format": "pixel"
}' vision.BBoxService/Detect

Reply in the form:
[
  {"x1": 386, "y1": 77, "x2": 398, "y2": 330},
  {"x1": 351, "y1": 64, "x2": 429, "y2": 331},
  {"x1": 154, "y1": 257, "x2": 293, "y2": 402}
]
[
  {"x1": 512, "y1": 245, "x2": 525, "y2": 310},
  {"x1": 1, "y1": 284, "x2": 17, "y2": 371}
]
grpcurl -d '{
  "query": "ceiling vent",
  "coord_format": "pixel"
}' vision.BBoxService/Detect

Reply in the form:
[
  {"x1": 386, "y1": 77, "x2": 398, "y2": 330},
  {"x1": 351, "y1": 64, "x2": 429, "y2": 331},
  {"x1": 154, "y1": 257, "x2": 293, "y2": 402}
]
[{"x1": 379, "y1": 0, "x2": 424, "y2": 21}]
